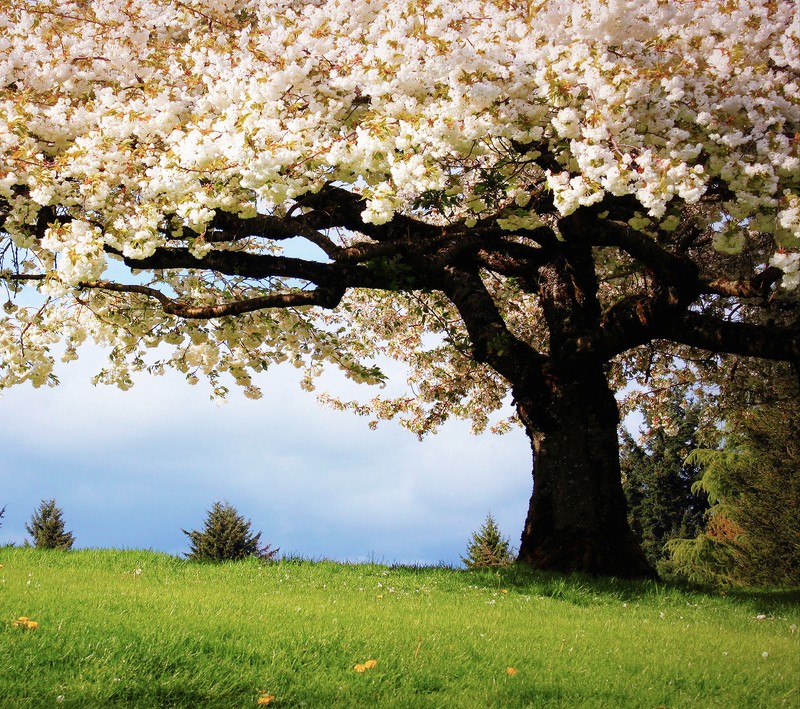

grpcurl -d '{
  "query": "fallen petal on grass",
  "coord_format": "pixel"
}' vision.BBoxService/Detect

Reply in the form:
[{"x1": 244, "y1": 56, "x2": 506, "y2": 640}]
[
  {"x1": 506, "y1": 667, "x2": 518, "y2": 677},
  {"x1": 256, "y1": 693, "x2": 275, "y2": 705}
]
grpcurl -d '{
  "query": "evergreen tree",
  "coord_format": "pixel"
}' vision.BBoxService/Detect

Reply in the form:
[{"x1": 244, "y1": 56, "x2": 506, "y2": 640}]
[
  {"x1": 621, "y1": 397, "x2": 710, "y2": 569},
  {"x1": 183, "y1": 501, "x2": 277, "y2": 562},
  {"x1": 25, "y1": 499, "x2": 75, "y2": 550},
  {"x1": 667, "y1": 390, "x2": 800, "y2": 587},
  {"x1": 462, "y1": 513, "x2": 513, "y2": 569}
]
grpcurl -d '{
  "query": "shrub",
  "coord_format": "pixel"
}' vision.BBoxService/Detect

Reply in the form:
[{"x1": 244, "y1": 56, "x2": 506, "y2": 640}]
[
  {"x1": 462, "y1": 513, "x2": 514, "y2": 569},
  {"x1": 26, "y1": 499, "x2": 75, "y2": 550},
  {"x1": 183, "y1": 501, "x2": 278, "y2": 562}
]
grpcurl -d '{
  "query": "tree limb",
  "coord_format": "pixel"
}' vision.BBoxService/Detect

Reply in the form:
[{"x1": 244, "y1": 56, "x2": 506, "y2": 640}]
[
  {"x1": 701, "y1": 267, "x2": 785, "y2": 299},
  {"x1": 78, "y1": 280, "x2": 344, "y2": 318},
  {"x1": 121, "y1": 247, "x2": 332, "y2": 283},
  {"x1": 661, "y1": 311, "x2": 800, "y2": 362},
  {"x1": 208, "y1": 211, "x2": 343, "y2": 258}
]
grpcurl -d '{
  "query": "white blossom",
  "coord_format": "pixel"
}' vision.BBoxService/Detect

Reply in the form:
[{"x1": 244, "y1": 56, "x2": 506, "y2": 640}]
[{"x1": 0, "y1": 0, "x2": 797, "y2": 404}]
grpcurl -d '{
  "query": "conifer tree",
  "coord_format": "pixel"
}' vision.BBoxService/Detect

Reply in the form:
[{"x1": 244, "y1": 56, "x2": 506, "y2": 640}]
[
  {"x1": 620, "y1": 397, "x2": 710, "y2": 568},
  {"x1": 183, "y1": 501, "x2": 277, "y2": 562},
  {"x1": 462, "y1": 513, "x2": 513, "y2": 569},
  {"x1": 667, "y1": 390, "x2": 800, "y2": 587},
  {"x1": 25, "y1": 500, "x2": 75, "y2": 550}
]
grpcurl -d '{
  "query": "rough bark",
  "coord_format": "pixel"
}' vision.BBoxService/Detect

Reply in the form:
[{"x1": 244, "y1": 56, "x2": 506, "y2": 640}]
[
  {"x1": 514, "y1": 363, "x2": 655, "y2": 578},
  {"x1": 440, "y1": 244, "x2": 657, "y2": 578}
]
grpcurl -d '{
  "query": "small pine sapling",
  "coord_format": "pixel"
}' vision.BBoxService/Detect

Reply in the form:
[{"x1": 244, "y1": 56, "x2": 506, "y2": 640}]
[
  {"x1": 183, "y1": 501, "x2": 278, "y2": 562},
  {"x1": 26, "y1": 499, "x2": 75, "y2": 550},
  {"x1": 462, "y1": 513, "x2": 514, "y2": 569}
]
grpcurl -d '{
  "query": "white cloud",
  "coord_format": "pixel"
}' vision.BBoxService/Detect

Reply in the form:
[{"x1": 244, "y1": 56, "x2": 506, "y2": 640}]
[{"x1": 0, "y1": 348, "x2": 532, "y2": 564}]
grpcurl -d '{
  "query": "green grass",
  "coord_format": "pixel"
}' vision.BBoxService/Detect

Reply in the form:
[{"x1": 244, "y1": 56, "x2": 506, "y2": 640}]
[{"x1": 1, "y1": 547, "x2": 797, "y2": 708}]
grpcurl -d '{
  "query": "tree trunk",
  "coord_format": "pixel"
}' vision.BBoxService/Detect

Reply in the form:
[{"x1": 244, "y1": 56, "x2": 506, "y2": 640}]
[{"x1": 515, "y1": 363, "x2": 655, "y2": 579}]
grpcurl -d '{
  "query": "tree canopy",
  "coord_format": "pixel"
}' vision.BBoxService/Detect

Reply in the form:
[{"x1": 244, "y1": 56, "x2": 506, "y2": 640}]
[{"x1": 1, "y1": 0, "x2": 798, "y2": 576}]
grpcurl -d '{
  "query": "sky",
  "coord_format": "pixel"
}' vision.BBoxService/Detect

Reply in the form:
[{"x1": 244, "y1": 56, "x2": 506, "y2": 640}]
[{"x1": 0, "y1": 347, "x2": 533, "y2": 566}]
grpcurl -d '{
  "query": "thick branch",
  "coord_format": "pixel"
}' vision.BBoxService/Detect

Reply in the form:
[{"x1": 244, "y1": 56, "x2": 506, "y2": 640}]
[
  {"x1": 591, "y1": 218, "x2": 700, "y2": 288},
  {"x1": 296, "y1": 183, "x2": 442, "y2": 241},
  {"x1": 701, "y1": 267, "x2": 784, "y2": 299},
  {"x1": 475, "y1": 240, "x2": 549, "y2": 287},
  {"x1": 509, "y1": 138, "x2": 562, "y2": 177},
  {"x1": 79, "y1": 280, "x2": 344, "y2": 318},
  {"x1": 120, "y1": 247, "x2": 332, "y2": 283},
  {"x1": 440, "y1": 265, "x2": 546, "y2": 384},
  {"x1": 662, "y1": 311, "x2": 800, "y2": 362},
  {"x1": 208, "y1": 211, "x2": 342, "y2": 258},
  {"x1": 1, "y1": 272, "x2": 45, "y2": 281},
  {"x1": 597, "y1": 293, "x2": 676, "y2": 358}
]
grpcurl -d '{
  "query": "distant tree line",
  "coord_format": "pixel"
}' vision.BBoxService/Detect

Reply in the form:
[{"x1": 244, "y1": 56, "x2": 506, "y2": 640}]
[{"x1": 620, "y1": 397, "x2": 710, "y2": 571}]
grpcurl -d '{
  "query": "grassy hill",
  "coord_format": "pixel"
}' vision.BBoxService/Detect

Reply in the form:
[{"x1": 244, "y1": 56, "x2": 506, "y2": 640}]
[{"x1": 1, "y1": 547, "x2": 797, "y2": 707}]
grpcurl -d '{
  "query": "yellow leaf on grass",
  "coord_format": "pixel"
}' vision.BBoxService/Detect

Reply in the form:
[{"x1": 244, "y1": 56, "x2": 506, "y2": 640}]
[
  {"x1": 12, "y1": 617, "x2": 39, "y2": 630},
  {"x1": 355, "y1": 658, "x2": 378, "y2": 672}
]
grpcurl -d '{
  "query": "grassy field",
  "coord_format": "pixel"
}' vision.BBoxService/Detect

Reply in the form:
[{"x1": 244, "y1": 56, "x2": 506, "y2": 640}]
[{"x1": 1, "y1": 547, "x2": 797, "y2": 708}]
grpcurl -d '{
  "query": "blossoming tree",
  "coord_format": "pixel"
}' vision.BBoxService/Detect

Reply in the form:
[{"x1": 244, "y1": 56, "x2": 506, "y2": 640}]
[{"x1": 1, "y1": 0, "x2": 798, "y2": 576}]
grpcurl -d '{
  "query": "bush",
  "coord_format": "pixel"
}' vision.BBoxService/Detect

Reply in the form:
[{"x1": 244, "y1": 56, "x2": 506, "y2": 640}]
[
  {"x1": 462, "y1": 513, "x2": 514, "y2": 569},
  {"x1": 26, "y1": 499, "x2": 75, "y2": 550},
  {"x1": 183, "y1": 501, "x2": 278, "y2": 562}
]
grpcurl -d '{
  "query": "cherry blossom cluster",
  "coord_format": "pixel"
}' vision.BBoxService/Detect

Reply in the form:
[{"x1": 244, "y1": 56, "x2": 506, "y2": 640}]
[{"x1": 0, "y1": 0, "x2": 797, "y2": 413}]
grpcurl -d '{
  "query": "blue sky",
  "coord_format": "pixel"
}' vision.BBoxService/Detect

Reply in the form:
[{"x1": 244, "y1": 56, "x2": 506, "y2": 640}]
[{"x1": 0, "y1": 348, "x2": 532, "y2": 565}]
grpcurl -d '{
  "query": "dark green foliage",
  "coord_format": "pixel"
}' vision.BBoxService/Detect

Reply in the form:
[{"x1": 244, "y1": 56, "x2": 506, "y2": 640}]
[
  {"x1": 183, "y1": 501, "x2": 278, "y2": 562},
  {"x1": 667, "y1": 393, "x2": 800, "y2": 587},
  {"x1": 25, "y1": 499, "x2": 75, "y2": 550},
  {"x1": 621, "y1": 398, "x2": 709, "y2": 569},
  {"x1": 462, "y1": 513, "x2": 513, "y2": 569}
]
